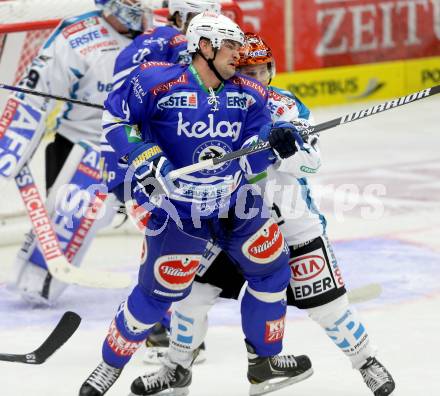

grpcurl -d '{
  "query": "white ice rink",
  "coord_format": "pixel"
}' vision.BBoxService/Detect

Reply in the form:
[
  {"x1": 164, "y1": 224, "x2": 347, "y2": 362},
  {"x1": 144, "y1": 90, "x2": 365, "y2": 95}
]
[{"x1": 0, "y1": 96, "x2": 439, "y2": 396}]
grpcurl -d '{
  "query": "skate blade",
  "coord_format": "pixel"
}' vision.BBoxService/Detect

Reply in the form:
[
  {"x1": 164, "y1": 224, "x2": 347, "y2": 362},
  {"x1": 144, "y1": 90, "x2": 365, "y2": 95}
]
[
  {"x1": 143, "y1": 348, "x2": 206, "y2": 366},
  {"x1": 129, "y1": 387, "x2": 189, "y2": 396},
  {"x1": 249, "y1": 368, "x2": 313, "y2": 396}
]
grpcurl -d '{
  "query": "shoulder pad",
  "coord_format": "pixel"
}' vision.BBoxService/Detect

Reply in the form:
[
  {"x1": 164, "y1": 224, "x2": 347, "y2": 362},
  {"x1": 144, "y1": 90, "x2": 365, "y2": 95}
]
[
  {"x1": 229, "y1": 75, "x2": 267, "y2": 98},
  {"x1": 134, "y1": 63, "x2": 188, "y2": 95},
  {"x1": 140, "y1": 61, "x2": 174, "y2": 70},
  {"x1": 137, "y1": 26, "x2": 187, "y2": 47},
  {"x1": 268, "y1": 88, "x2": 296, "y2": 107},
  {"x1": 61, "y1": 12, "x2": 103, "y2": 38},
  {"x1": 44, "y1": 11, "x2": 104, "y2": 49},
  {"x1": 270, "y1": 86, "x2": 296, "y2": 100}
]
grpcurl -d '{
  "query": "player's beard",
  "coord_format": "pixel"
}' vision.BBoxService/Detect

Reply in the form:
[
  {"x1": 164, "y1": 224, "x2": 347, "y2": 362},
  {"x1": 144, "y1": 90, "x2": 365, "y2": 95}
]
[{"x1": 217, "y1": 63, "x2": 236, "y2": 80}]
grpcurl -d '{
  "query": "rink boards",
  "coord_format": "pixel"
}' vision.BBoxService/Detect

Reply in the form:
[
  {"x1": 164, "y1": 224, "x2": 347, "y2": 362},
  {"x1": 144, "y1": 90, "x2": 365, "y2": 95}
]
[{"x1": 273, "y1": 56, "x2": 440, "y2": 107}]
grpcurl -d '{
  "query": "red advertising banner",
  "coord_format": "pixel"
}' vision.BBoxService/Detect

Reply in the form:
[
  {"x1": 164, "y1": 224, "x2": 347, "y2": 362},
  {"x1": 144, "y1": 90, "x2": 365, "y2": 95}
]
[
  {"x1": 236, "y1": 0, "x2": 287, "y2": 72},
  {"x1": 293, "y1": 0, "x2": 440, "y2": 70}
]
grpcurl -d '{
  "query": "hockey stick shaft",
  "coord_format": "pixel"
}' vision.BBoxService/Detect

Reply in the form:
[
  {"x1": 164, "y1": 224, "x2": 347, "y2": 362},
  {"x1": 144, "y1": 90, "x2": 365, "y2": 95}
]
[
  {"x1": 0, "y1": 83, "x2": 104, "y2": 110},
  {"x1": 169, "y1": 85, "x2": 440, "y2": 179},
  {"x1": 14, "y1": 164, "x2": 132, "y2": 289},
  {"x1": 0, "y1": 311, "x2": 81, "y2": 364},
  {"x1": 347, "y1": 283, "x2": 382, "y2": 304}
]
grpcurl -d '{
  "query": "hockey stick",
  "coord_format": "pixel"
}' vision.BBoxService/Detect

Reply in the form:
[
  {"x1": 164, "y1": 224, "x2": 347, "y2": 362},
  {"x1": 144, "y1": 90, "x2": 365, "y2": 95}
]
[
  {"x1": 0, "y1": 311, "x2": 81, "y2": 364},
  {"x1": 169, "y1": 85, "x2": 440, "y2": 179},
  {"x1": 0, "y1": 83, "x2": 104, "y2": 110},
  {"x1": 347, "y1": 283, "x2": 382, "y2": 304},
  {"x1": 15, "y1": 164, "x2": 132, "y2": 289}
]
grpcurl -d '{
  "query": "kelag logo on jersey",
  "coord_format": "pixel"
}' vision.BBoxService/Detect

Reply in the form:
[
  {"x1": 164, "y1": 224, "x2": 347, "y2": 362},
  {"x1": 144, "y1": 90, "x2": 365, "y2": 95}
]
[
  {"x1": 157, "y1": 92, "x2": 198, "y2": 110},
  {"x1": 226, "y1": 92, "x2": 256, "y2": 110},
  {"x1": 177, "y1": 112, "x2": 241, "y2": 142}
]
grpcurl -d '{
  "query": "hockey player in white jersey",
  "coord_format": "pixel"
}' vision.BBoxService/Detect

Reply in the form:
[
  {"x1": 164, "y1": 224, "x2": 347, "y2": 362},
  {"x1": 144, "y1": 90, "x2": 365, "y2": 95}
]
[
  {"x1": 0, "y1": 0, "x2": 155, "y2": 305},
  {"x1": 135, "y1": 33, "x2": 396, "y2": 396}
]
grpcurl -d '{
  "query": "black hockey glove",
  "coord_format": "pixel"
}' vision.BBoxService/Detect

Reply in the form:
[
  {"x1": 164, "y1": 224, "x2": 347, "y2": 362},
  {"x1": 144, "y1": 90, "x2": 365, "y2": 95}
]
[{"x1": 268, "y1": 121, "x2": 305, "y2": 159}]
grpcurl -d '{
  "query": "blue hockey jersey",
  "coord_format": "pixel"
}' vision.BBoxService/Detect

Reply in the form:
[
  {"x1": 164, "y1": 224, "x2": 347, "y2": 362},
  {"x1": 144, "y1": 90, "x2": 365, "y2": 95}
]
[
  {"x1": 103, "y1": 62, "x2": 272, "y2": 218},
  {"x1": 112, "y1": 26, "x2": 188, "y2": 91}
]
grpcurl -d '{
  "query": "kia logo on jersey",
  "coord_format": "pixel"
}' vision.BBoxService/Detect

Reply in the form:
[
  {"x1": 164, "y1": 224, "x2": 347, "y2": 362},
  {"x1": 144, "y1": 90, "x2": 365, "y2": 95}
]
[
  {"x1": 154, "y1": 255, "x2": 200, "y2": 291},
  {"x1": 290, "y1": 255, "x2": 326, "y2": 281},
  {"x1": 242, "y1": 219, "x2": 285, "y2": 264}
]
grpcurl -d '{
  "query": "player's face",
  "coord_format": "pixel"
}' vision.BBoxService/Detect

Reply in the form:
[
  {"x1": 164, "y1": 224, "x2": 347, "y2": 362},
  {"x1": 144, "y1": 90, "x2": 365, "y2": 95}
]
[
  {"x1": 238, "y1": 63, "x2": 271, "y2": 86},
  {"x1": 214, "y1": 40, "x2": 242, "y2": 80}
]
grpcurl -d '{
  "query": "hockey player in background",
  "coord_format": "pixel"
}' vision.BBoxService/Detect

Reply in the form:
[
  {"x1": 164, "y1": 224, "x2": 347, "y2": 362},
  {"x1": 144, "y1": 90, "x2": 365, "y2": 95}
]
[
  {"x1": 110, "y1": 0, "x2": 221, "y2": 93},
  {"x1": 79, "y1": 13, "x2": 314, "y2": 396},
  {"x1": 135, "y1": 33, "x2": 396, "y2": 396},
  {"x1": 0, "y1": 0, "x2": 161, "y2": 305}
]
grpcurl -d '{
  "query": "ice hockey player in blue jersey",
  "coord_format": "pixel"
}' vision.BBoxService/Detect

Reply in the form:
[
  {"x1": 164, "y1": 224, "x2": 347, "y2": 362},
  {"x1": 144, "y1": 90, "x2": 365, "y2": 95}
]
[
  {"x1": 105, "y1": 0, "x2": 223, "y2": 362},
  {"x1": 102, "y1": 0, "x2": 221, "y2": 194},
  {"x1": 103, "y1": 0, "x2": 222, "y2": 364},
  {"x1": 110, "y1": 0, "x2": 221, "y2": 93},
  {"x1": 133, "y1": 33, "x2": 396, "y2": 396},
  {"x1": 79, "y1": 12, "x2": 313, "y2": 396}
]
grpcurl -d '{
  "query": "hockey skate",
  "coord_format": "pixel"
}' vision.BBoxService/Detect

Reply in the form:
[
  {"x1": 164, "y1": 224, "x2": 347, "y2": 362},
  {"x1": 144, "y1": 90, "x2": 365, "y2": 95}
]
[
  {"x1": 79, "y1": 361, "x2": 122, "y2": 396},
  {"x1": 360, "y1": 357, "x2": 395, "y2": 396},
  {"x1": 131, "y1": 360, "x2": 191, "y2": 396},
  {"x1": 246, "y1": 341, "x2": 313, "y2": 396},
  {"x1": 143, "y1": 323, "x2": 206, "y2": 365}
]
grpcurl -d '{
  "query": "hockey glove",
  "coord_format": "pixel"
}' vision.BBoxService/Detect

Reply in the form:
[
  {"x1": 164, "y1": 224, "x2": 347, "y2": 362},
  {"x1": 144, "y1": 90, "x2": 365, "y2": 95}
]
[
  {"x1": 268, "y1": 120, "x2": 306, "y2": 159},
  {"x1": 128, "y1": 143, "x2": 177, "y2": 206}
]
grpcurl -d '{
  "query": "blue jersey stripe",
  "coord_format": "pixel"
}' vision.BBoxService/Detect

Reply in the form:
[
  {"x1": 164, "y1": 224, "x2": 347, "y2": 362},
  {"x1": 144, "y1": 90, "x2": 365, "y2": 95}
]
[{"x1": 297, "y1": 177, "x2": 327, "y2": 232}]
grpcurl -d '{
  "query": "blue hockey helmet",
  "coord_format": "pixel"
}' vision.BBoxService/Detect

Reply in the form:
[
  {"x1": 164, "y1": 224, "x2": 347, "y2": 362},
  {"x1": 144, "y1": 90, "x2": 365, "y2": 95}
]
[{"x1": 95, "y1": 0, "x2": 149, "y2": 32}]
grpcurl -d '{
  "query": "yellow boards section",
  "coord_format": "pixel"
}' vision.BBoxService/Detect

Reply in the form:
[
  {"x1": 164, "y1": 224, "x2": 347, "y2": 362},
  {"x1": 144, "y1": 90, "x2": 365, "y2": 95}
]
[
  {"x1": 405, "y1": 57, "x2": 440, "y2": 92},
  {"x1": 272, "y1": 61, "x2": 405, "y2": 107},
  {"x1": 273, "y1": 57, "x2": 440, "y2": 107}
]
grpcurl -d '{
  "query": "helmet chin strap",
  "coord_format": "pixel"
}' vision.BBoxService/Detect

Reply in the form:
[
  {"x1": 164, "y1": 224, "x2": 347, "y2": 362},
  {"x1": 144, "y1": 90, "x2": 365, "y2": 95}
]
[{"x1": 198, "y1": 48, "x2": 225, "y2": 84}]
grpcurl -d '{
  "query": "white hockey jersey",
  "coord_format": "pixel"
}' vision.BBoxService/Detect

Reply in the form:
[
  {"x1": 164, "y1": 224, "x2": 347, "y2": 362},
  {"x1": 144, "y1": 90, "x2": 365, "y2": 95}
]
[
  {"x1": 24, "y1": 11, "x2": 131, "y2": 143},
  {"x1": 252, "y1": 86, "x2": 326, "y2": 245},
  {"x1": 0, "y1": 11, "x2": 131, "y2": 178}
]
